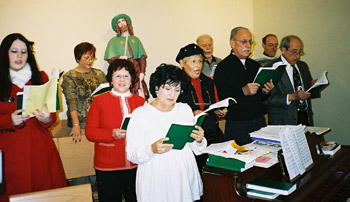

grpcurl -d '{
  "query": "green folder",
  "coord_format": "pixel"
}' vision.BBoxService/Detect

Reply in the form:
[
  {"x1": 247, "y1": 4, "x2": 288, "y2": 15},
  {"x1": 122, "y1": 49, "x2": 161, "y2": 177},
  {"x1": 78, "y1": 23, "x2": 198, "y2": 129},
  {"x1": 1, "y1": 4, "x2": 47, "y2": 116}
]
[
  {"x1": 254, "y1": 65, "x2": 286, "y2": 88},
  {"x1": 121, "y1": 117, "x2": 130, "y2": 130},
  {"x1": 163, "y1": 113, "x2": 207, "y2": 150}
]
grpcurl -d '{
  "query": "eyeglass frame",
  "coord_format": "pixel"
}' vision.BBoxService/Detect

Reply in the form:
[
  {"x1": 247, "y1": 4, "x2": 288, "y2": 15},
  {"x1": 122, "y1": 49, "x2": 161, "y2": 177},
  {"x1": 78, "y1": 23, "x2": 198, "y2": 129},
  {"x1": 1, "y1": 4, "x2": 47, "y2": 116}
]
[
  {"x1": 82, "y1": 56, "x2": 97, "y2": 62},
  {"x1": 234, "y1": 39, "x2": 254, "y2": 45},
  {"x1": 287, "y1": 49, "x2": 305, "y2": 56},
  {"x1": 266, "y1": 43, "x2": 279, "y2": 48}
]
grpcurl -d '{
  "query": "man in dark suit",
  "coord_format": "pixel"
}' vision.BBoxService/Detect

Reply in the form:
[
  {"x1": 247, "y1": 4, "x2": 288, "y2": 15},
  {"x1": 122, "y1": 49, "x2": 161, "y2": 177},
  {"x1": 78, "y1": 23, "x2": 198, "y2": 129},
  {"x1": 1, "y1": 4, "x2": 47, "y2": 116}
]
[
  {"x1": 264, "y1": 35, "x2": 315, "y2": 126},
  {"x1": 214, "y1": 27, "x2": 274, "y2": 145}
]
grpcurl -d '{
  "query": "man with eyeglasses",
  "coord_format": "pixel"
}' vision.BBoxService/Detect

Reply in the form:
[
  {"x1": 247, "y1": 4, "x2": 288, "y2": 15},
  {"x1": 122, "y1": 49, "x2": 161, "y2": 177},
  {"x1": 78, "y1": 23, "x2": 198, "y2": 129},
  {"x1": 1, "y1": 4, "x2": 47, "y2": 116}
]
[
  {"x1": 254, "y1": 34, "x2": 279, "y2": 66},
  {"x1": 214, "y1": 26, "x2": 274, "y2": 146},
  {"x1": 264, "y1": 35, "x2": 316, "y2": 126},
  {"x1": 196, "y1": 34, "x2": 222, "y2": 78}
]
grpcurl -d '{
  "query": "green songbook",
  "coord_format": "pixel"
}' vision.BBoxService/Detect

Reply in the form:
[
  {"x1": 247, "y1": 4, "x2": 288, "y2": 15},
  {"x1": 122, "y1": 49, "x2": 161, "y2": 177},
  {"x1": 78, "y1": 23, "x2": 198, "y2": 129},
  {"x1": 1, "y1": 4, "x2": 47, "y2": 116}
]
[
  {"x1": 121, "y1": 116, "x2": 131, "y2": 130},
  {"x1": 163, "y1": 112, "x2": 207, "y2": 150},
  {"x1": 206, "y1": 159, "x2": 252, "y2": 172},
  {"x1": 208, "y1": 153, "x2": 247, "y2": 167},
  {"x1": 253, "y1": 65, "x2": 286, "y2": 88},
  {"x1": 246, "y1": 178, "x2": 296, "y2": 195}
]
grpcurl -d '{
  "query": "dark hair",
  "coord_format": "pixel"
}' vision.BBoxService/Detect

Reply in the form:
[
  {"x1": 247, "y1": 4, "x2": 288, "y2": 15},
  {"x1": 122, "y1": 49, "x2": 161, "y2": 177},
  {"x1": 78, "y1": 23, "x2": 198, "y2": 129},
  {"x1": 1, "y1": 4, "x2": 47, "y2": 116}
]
[
  {"x1": 262, "y1": 34, "x2": 277, "y2": 44},
  {"x1": 74, "y1": 42, "x2": 96, "y2": 62},
  {"x1": 149, "y1": 63, "x2": 189, "y2": 98},
  {"x1": 0, "y1": 33, "x2": 43, "y2": 101},
  {"x1": 106, "y1": 59, "x2": 136, "y2": 89},
  {"x1": 280, "y1": 35, "x2": 303, "y2": 50}
]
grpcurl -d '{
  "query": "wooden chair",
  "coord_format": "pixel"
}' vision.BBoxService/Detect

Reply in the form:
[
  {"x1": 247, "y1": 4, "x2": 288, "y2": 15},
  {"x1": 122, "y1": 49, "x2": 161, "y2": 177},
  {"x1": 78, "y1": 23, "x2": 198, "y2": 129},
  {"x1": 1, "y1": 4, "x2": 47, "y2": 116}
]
[
  {"x1": 54, "y1": 135, "x2": 95, "y2": 179},
  {"x1": 9, "y1": 184, "x2": 92, "y2": 202}
]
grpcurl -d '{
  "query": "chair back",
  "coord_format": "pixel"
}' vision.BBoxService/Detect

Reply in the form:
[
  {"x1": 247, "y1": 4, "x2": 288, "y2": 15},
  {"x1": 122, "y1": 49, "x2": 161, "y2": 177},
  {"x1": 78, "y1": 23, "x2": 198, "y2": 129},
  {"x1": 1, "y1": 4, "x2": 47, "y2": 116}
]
[
  {"x1": 53, "y1": 135, "x2": 95, "y2": 179},
  {"x1": 9, "y1": 184, "x2": 92, "y2": 202}
]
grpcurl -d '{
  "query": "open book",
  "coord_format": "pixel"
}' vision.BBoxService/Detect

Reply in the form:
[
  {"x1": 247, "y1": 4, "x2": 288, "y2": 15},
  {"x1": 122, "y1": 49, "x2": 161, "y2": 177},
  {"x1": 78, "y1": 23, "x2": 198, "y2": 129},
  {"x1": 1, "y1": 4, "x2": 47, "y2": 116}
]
[
  {"x1": 306, "y1": 71, "x2": 328, "y2": 97},
  {"x1": 253, "y1": 65, "x2": 286, "y2": 88},
  {"x1": 91, "y1": 83, "x2": 111, "y2": 96},
  {"x1": 17, "y1": 69, "x2": 62, "y2": 116},
  {"x1": 163, "y1": 97, "x2": 237, "y2": 150},
  {"x1": 163, "y1": 112, "x2": 207, "y2": 150}
]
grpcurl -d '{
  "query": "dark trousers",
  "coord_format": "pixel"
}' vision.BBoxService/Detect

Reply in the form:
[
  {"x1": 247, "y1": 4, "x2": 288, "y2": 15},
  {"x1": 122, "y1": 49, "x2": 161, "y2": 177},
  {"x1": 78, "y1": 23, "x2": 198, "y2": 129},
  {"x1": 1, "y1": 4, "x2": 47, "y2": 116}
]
[
  {"x1": 297, "y1": 111, "x2": 309, "y2": 126},
  {"x1": 224, "y1": 116, "x2": 266, "y2": 146},
  {"x1": 95, "y1": 168, "x2": 137, "y2": 202}
]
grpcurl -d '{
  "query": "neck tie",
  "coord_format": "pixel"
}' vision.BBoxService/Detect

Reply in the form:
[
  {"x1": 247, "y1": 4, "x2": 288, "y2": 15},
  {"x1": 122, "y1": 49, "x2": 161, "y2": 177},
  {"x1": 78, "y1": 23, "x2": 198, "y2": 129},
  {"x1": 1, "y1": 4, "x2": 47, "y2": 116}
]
[{"x1": 292, "y1": 65, "x2": 306, "y2": 111}]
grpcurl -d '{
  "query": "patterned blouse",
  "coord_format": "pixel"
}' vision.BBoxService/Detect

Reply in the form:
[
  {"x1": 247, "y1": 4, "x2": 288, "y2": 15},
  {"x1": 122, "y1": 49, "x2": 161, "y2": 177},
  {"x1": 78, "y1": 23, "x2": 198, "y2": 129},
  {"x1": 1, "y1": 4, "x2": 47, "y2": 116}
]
[{"x1": 61, "y1": 68, "x2": 107, "y2": 129}]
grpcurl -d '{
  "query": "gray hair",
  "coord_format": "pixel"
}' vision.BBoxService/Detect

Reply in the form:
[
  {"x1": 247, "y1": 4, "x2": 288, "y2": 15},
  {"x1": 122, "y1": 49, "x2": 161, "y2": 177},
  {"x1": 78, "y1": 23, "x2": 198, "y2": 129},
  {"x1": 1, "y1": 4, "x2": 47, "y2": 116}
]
[
  {"x1": 196, "y1": 34, "x2": 213, "y2": 44},
  {"x1": 230, "y1": 26, "x2": 250, "y2": 41},
  {"x1": 280, "y1": 35, "x2": 303, "y2": 50}
]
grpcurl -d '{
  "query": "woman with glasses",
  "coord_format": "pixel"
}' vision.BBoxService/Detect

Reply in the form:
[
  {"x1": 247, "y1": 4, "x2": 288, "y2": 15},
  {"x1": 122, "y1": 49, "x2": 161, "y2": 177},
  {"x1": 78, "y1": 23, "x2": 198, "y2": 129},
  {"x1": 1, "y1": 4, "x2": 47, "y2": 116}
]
[
  {"x1": 61, "y1": 42, "x2": 106, "y2": 142},
  {"x1": 126, "y1": 64, "x2": 207, "y2": 202},
  {"x1": 0, "y1": 33, "x2": 67, "y2": 201},
  {"x1": 85, "y1": 59, "x2": 146, "y2": 202},
  {"x1": 176, "y1": 43, "x2": 227, "y2": 172}
]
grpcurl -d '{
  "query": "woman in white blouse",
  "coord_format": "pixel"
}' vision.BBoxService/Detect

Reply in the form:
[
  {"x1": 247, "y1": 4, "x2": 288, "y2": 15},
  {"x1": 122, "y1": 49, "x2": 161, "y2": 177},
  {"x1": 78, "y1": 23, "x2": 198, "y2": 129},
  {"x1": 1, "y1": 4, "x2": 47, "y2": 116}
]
[{"x1": 126, "y1": 64, "x2": 207, "y2": 202}]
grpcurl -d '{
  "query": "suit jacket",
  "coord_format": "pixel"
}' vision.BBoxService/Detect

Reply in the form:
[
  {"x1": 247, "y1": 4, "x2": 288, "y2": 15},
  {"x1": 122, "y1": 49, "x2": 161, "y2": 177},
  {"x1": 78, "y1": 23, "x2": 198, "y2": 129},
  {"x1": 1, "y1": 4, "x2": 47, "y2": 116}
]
[{"x1": 264, "y1": 56, "x2": 314, "y2": 125}]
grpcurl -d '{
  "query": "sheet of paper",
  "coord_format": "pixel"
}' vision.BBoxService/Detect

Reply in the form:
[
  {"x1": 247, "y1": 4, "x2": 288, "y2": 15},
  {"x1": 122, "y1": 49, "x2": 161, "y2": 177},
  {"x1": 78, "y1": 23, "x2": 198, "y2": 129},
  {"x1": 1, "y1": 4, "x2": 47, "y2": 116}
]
[
  {"x1": 306, "y1": 71, "x2": 328, "y2": 92},
  {"x1": 279, "y1": 130, "x2": 300, "y2": 180},
  {"x1": 283, "y1": 127, "x2": 305, "y2": 174},
  {"x1": 292, "y1": 125, "x2": 313, "y2": 168}
]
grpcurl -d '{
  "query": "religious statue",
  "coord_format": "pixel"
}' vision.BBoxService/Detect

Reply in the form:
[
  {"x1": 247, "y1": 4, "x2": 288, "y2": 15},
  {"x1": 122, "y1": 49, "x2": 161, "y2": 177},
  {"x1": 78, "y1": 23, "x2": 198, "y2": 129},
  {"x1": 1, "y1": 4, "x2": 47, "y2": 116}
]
[{"x1": 104, "y1": 14, "x2": 149, "y2": 99}]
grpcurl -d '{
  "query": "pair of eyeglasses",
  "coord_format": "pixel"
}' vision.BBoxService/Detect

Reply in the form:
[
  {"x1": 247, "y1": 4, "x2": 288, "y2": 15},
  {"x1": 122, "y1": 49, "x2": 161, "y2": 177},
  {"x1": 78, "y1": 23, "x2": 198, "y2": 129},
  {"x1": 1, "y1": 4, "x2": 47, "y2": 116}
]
[
  {"x1": 267, "y1": 43, "x2": 278, "y2": 48},
  {"x1": 161, "y1": 86, "x2": 183, "y2": 94},
  {"x1": 191, "y1": 89, "x2": 212, "y2": 106},
  {"x1": 114, "y1": 74, "x2": 130, "y2": 80},
  {"x1": 82, "y1": 57, "x2": 97, "y2": 62},
  {"x1": 235, "y1": 39, "x2": 254, "y2": 45},
  {"x1": 288, "y1": 49, "x2": 305, "y2": 56}
]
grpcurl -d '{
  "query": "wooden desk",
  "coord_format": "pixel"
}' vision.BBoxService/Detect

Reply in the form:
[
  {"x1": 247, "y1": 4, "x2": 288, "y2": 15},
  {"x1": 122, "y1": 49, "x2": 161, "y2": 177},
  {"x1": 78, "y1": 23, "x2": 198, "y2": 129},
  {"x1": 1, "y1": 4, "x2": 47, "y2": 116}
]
[{"x1": 202, "y1": 146, "x2": 350, "y2": 201}]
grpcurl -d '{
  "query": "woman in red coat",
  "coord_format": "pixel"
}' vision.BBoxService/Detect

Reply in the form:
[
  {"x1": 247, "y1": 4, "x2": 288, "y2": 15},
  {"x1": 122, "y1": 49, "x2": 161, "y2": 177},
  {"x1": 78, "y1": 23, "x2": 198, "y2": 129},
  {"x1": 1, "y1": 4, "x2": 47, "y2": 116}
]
[
  {"x1": 85, "y1": 59, "x2": 146, "y2": 202},
  {"x1": 0, "y1": 33, "x2": 66, "y2": 202}
]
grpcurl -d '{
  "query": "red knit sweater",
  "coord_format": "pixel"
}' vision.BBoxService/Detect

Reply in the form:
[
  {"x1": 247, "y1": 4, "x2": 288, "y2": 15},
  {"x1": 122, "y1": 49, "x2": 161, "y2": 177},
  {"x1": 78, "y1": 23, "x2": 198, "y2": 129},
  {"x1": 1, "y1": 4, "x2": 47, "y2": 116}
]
[{"x1": 85, "y1": 92, "x2": 145, "y2": 171}]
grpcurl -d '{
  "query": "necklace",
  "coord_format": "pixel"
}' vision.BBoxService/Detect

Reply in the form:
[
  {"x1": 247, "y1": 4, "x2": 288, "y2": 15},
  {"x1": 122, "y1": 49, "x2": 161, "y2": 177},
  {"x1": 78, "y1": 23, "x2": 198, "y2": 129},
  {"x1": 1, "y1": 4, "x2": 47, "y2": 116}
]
[{"x1": 76, "y1": 67, "x2": 97, "y2": 95}]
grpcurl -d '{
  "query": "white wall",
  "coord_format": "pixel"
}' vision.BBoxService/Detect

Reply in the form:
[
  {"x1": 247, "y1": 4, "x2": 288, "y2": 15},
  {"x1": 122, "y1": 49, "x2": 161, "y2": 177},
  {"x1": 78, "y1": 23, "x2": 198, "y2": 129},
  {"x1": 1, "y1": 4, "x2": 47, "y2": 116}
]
[
  {"x1": 252, "y1": 0, "x2": 350, "y2": 144},
  {"x1": 0, "y1": 0, "x2": 253, "y2": 119},
  {"x1": 2, "y1": 0, "x2": 348, "y2": 144}
]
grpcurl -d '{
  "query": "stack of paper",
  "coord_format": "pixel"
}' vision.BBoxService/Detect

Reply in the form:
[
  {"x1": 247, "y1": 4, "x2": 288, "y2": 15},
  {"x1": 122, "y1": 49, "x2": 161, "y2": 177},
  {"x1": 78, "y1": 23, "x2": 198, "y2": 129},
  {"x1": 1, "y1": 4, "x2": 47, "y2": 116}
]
[
  {"x1": 319, "y1": 141, "x2": 341, "y2": 155},
  {"x1": 245, "y1": 140, "x2": 281, "y2": 168},
  {"x1": 249, "y1": 125, "x2": 286, "y2": 143},
  {"x1": 203, "y1": 140, "x2": 266, "y2": 172}
]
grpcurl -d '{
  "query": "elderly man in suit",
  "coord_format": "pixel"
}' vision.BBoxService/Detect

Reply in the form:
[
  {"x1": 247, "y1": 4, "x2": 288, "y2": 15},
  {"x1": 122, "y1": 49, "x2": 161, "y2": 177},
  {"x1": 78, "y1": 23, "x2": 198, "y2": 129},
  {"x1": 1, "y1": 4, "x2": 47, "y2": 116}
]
[{"x1": 264, "y1": 35, "x2": 316, "y2": 126}]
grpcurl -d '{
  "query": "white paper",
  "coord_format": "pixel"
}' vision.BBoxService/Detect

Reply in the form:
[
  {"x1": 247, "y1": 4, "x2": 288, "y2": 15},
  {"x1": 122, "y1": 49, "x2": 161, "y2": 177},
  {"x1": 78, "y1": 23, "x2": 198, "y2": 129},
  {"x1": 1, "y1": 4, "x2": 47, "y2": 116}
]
[
  {"x1": 203, "y1": 97, "x2": 236, "y2": 113},
  {"x1": 306, "y1": 71, "x2": 328, "y2": 92},
  {"x1": 279, "y1": 129, "x2": 300, "y2": 180},
  {"x1": 292, "y1": 125, "x2": 313, "y2": 168},
  {"x1": 284, "y1": 127, "x2": 306, "y2": 174},
  {"x1": 91, "y1": 83, "x2": 110, "y2": 96}
]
